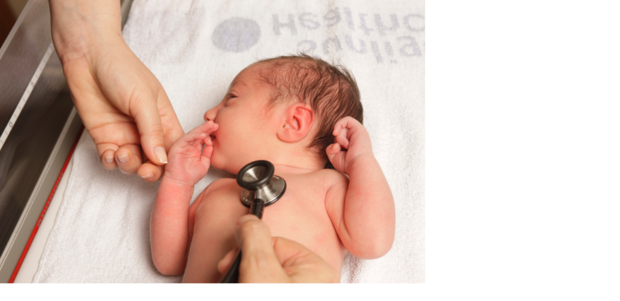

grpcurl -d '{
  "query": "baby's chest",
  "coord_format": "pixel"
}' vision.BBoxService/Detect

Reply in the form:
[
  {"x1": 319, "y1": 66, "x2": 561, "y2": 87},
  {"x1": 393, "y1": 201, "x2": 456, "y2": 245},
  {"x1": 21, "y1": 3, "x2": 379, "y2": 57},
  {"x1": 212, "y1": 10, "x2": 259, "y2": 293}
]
[{"x1": 192, "y1": 179, "x2": 334, "y2": 246}]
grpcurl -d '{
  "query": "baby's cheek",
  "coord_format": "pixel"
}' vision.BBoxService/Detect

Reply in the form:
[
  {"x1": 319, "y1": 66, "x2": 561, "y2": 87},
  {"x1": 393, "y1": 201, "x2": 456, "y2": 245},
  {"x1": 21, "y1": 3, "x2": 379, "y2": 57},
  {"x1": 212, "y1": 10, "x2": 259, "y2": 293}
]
[{"x1": 209, "y1": 149, "x2": 224, "y2": 170}]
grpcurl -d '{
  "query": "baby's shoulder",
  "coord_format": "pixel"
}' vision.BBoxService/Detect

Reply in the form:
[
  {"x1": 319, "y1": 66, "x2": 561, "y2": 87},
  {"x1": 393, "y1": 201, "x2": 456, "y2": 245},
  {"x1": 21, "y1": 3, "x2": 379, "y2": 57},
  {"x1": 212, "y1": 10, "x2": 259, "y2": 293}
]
[
  {"x1": 314, "y1": 169, "x2": 349, "y2": 208},
  {"x1": 200, "y1": 177, "x2": 238, "y2": 196},
  {"x1": 209, "y1": 177, "x2": 237, "y2": 187},
  {"x1": 314, "y1": 168, "x2": 349, "y2": 189}
]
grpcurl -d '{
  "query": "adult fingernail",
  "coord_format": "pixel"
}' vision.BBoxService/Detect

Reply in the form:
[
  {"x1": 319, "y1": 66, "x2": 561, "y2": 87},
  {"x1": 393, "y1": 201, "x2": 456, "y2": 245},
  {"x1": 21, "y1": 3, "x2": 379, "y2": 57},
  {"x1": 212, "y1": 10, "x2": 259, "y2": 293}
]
[
  {"x1": 141, "y1": 173, "x2": 153, "y2": 180},
  {"x1": 154, "y1": 146, "x2": 168, "y2": 164},
  {"x1": 117, "y1": 154, "x2": 129, "y2": 164},
  {"x1": 105, "y1": 156, "x2": 114, "y2": 163}
]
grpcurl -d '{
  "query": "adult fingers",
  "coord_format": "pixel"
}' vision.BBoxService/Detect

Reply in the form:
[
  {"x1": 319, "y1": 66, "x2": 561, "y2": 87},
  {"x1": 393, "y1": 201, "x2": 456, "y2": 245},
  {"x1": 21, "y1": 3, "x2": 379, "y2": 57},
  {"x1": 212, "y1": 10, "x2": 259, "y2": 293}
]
[
  {"x1": 114, "y1": 144, "x2": 142, "y2": 175},
  {"x1": 137, "y1": 161, "x2": 163, "y2": 182},
  {"x1": 270, "y1": 237, "x2": 340, "y2": 283},
  {"x1": 159, "y1": 103, "x2": 184, "y2": 152},
  {"x1": 100, "y1": 148, "x2": 118, "y2": 170},
  {"x1": 236, "y1": 215, "x2": 290, "y2": 283},
  {"x1": 217, "y1": 247, "x2": 239, "y2": 275},
  {"x1": 96, "y1": 142, "x2": 120, "y2": 170},
  {"x1": 131, "y1": 91, "x2": 169, "y2": 166}
]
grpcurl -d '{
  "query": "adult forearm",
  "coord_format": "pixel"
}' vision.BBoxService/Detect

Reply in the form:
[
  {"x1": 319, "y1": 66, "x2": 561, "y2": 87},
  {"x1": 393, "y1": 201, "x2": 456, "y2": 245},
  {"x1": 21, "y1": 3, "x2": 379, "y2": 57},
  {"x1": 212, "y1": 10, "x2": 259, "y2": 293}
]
[
  {"x1": 49, "y1": 0, "x2": 123, "y2": 63},
  {"x1": 343, "y1": 154, "x2": 395, "y2": 258}
]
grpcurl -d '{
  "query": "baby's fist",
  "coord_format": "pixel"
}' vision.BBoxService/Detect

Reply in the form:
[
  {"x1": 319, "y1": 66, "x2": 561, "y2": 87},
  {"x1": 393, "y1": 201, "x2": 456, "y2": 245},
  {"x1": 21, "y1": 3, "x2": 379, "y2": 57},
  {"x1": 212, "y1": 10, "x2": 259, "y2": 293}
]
[
  {"x1": 326, "y1": 117, "x2": 372, "y2": 174},
  {"x1": 165, "y1": 121, "x2": 218, "y2": 186}
]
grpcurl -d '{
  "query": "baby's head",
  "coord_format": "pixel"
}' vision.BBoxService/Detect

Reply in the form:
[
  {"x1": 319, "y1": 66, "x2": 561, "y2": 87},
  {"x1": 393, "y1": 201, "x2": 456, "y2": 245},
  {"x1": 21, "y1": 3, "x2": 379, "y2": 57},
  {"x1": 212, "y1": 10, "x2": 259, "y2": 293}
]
[{"x1": 205, "y1": 54, "x2": 362, "y2": 174}]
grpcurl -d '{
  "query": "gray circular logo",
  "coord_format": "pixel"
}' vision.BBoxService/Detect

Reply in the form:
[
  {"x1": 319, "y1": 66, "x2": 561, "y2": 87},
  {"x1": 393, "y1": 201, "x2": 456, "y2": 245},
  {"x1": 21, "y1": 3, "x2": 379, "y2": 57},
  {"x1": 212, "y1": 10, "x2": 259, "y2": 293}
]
[{"x1": 212, "y1": 18, "x2": 261, "y2": 53}]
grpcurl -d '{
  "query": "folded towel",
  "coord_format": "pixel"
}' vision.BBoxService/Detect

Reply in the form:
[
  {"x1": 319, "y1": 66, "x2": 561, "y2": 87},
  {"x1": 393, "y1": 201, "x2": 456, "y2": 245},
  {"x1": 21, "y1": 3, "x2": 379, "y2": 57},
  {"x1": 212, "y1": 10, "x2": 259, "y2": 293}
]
[{"x1": 34, "y1": 0, "x2": 424, "y2": 282}]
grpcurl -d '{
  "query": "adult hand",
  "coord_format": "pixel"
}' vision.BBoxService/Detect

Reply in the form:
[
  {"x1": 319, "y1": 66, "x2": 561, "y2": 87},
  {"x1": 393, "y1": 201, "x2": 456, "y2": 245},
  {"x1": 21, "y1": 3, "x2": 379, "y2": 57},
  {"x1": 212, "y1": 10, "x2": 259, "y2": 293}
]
[
  {"x1": 218, "y1": 215, "x2": 340, "y2": 283},
  {"x1": 49, "y1": 0, "x2": 184, "y2": 182}
]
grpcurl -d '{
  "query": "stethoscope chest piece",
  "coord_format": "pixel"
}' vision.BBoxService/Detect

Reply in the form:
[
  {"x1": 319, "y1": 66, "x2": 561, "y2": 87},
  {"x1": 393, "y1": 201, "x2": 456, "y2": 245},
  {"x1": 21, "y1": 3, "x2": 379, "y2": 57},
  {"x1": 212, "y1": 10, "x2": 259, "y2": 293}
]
[
  {"x1": 237, "y1": 160, "x2": 287, "y2": 208},
  {"x1": 241, "y1": 175, "x2": 286, "y2": 207}
]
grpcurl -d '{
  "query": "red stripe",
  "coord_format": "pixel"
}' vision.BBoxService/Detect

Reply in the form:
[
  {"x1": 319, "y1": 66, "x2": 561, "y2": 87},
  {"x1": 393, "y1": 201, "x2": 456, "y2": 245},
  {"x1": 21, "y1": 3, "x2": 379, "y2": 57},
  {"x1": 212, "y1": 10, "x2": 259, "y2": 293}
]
[{"x1": 8, "y1": 126, "x2": 84, "y2": 283}]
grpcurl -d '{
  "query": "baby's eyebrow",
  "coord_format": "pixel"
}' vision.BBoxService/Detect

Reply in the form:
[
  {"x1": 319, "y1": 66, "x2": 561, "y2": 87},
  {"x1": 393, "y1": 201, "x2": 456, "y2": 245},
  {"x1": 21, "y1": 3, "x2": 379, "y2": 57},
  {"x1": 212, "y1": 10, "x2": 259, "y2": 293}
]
[{"x1": 230, "y1": 78, "x2": 248, "y2": 89}]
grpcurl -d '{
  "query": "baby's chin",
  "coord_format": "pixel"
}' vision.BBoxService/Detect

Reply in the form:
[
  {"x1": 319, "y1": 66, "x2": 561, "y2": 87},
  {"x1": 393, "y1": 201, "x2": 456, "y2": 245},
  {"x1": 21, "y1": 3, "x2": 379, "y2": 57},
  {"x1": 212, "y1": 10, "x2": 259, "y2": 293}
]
[
  {"x1": 210, "y1": 153, "x2": 225, "y2": 171},
  {"x1": 210, "y1": 153, "x2": 235, "y2": 174},
  {"x1": 212, "y1": 154, "x2": 251, "y2": 176}
]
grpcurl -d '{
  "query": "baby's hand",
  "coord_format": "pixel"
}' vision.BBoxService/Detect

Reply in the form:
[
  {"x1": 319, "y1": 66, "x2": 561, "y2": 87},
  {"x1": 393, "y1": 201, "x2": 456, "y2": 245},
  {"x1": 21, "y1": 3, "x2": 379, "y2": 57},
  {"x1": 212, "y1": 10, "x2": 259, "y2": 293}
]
[
  {"x1": 326, "y1": 117, "x2": 373, "y2": 175},
  {"x1": 165, "y1": 121, "x2": 219, "y2": 187}
]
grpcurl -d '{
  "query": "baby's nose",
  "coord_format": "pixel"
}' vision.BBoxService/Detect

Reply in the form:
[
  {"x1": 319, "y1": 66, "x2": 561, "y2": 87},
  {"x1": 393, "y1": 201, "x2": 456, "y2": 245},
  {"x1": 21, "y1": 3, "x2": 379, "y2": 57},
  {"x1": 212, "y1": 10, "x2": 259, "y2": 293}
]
[
  {"x1": 205, "y1": 102, "x2": 222, "y2": 121},
  {"x1": 204, "y1": 110, "x2": 215, "y2": 122}
]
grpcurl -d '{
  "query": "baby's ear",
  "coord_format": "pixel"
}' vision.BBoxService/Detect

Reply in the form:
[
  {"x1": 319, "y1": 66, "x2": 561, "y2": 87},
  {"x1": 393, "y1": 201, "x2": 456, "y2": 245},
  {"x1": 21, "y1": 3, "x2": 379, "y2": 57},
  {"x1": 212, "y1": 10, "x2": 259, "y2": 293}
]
[{"x1": 277, "y1": 103, "x2": 314, "y2": 143}]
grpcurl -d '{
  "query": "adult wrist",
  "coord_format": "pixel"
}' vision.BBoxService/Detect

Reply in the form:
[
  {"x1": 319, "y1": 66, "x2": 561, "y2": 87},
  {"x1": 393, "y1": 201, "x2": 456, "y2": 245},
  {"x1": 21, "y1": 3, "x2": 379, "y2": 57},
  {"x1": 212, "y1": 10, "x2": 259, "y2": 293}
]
[{"x1": 49, "y1": 0, "x2": 123, "y2": 64}]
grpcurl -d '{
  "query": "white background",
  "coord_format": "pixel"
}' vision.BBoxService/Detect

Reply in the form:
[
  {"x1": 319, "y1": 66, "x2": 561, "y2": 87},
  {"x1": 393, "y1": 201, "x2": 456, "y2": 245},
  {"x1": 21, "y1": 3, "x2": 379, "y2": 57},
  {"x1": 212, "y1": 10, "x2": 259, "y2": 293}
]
[{"x1": 7, "y1": 0, "x2": 620, "y2": 298}]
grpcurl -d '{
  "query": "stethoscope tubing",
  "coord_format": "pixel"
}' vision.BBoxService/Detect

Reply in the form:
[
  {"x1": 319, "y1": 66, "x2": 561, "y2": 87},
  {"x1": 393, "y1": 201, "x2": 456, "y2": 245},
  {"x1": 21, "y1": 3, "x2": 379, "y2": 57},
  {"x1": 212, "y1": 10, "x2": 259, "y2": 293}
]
[{"x1": 220, "y1": 198, "x2": 265, "y2": 283}]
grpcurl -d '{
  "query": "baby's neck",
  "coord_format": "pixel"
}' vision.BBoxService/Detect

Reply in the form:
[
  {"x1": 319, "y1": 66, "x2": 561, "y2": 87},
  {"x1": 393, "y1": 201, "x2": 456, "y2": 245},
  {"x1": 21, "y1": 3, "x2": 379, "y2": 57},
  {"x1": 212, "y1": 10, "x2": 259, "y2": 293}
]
[
  {"x1": 266, "y1": 145, "x2": 327, "y2": 174},
  {"x1": 273, "y1": 163, "x2": 322, "y2": 175}
]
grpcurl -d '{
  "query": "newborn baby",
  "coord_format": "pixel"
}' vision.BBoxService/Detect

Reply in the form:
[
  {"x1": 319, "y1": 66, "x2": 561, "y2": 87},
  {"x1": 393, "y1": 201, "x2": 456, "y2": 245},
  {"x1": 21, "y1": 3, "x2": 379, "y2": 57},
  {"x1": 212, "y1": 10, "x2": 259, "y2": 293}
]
[{"x1": 150, "y1": 55, "x2": 395, "y2": 282}]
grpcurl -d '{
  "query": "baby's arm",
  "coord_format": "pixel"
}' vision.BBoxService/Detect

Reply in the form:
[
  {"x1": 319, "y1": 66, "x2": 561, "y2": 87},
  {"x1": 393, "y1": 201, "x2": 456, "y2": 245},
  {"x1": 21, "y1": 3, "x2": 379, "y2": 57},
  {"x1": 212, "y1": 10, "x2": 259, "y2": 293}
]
[
  {"x1": 150, "y1": 121, "x2": 218, "y2": 275},
  {"x1": 325, "y1": 117, "x2": 395, "y2": 259}
]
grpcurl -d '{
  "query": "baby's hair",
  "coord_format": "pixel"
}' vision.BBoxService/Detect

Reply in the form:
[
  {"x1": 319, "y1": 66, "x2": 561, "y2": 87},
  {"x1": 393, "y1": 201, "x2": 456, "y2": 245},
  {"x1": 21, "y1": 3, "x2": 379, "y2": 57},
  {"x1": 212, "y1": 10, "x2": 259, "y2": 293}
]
[{"x1": 254, "y1": 54, "x2": 363, "y2": 167}]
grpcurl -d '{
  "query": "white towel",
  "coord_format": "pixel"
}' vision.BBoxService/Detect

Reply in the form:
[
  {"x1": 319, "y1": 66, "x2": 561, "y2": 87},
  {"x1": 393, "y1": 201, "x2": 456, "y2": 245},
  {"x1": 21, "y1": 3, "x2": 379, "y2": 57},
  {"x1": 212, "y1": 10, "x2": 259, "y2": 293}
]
[{"x1": 34, "y1": 0, "x2": 424, "y2": 283}]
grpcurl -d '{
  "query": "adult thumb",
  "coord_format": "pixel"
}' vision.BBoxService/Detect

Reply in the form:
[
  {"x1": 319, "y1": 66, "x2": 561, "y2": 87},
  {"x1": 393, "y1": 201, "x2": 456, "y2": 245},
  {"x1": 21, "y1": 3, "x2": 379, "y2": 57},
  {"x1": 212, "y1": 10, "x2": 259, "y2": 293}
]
[
  {"x1": 236, "y1": 215, "x2": 289, "y2": 283},
  {"x1": 132, "y1": 97, "x2": 168, "y2": 165}
]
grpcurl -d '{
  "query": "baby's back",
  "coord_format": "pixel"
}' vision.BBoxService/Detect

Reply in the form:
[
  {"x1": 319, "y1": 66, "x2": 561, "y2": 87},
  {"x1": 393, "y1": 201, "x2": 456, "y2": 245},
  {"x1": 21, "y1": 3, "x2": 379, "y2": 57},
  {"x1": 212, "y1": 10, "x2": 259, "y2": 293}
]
[{"x1": 183, "y1": 169, "x2": 348, "y2": 282}]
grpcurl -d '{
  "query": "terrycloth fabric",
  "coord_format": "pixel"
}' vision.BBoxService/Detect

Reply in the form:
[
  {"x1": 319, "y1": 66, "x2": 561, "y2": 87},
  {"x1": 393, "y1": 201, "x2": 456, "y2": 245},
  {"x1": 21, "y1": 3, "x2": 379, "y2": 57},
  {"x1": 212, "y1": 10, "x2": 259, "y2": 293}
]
[{"x1": 34, "y1": 0, "x2": 424, "y2": 283}]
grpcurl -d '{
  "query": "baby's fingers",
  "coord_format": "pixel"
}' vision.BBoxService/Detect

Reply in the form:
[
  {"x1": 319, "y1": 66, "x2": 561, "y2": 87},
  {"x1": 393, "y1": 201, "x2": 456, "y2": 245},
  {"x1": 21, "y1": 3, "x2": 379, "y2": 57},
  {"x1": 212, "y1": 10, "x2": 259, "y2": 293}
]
[
  {"x1": 334, "y1": 128, "x2": 350, "y2": 149},
  {"x1": 181, "y1": 130, "x2": 208, "y2": 146},
  {"x1": 201, "y1": 136, "x2": 214, "y2": 159},
  {"x1": 198, "y1": 120, "x2": 219, "y2": 135},
  {"x1": 325, "y1": 142, "x2": 341, "y2": 156},
  {"x1": 168, "y1": 131, "x2": 205, "y2": 158},
  {"x1": 326, "y1": 143, "x2": 347, "y2": 172},
  {"x1": 182, "y1": 121, "x2": 218, "y2": 142},
  {"x1": 333, "y1": 117, "x2": 360, "y2": 134}
]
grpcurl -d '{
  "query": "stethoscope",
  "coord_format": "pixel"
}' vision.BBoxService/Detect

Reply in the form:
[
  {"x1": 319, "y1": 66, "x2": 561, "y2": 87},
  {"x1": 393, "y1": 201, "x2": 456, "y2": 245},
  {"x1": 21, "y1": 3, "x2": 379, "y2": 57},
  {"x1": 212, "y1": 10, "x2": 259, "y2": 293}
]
[{"x1": 220, "y1": 160, "x2": 287, "y2": 283}]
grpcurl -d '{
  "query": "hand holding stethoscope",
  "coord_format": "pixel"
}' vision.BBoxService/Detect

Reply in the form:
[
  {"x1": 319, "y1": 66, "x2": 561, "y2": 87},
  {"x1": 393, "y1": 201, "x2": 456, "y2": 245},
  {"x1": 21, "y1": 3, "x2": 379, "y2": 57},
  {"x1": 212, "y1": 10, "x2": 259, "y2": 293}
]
[
  {"x1": 218, "y1": 214, "x2": 339, "y2": 283},
  {"x1": 220, "y1": 160, "x2": 287, "y2": 282}
]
